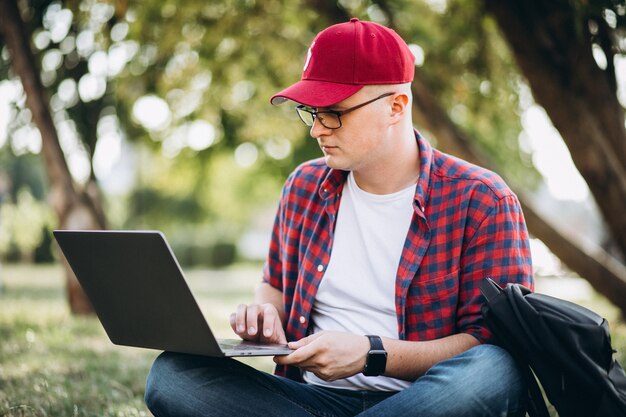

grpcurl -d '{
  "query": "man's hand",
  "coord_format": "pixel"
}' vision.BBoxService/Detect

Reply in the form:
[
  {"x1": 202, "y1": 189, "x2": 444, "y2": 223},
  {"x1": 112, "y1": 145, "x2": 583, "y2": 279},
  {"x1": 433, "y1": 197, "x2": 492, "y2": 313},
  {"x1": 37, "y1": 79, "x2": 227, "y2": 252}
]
[
  {"x1": 229, "y1": 303, "x2": 287, "y2": 344},
  {"x1": 274, "y1": 331, "x2": 370, "y2": 381}
]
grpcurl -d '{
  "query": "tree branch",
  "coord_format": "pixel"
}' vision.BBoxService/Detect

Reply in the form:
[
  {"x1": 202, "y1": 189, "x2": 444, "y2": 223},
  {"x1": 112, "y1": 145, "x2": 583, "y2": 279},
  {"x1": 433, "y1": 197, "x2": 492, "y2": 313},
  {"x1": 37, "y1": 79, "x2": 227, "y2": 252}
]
[{"x1": 485, "y1": 0, "x2": 626, "y2": 256}]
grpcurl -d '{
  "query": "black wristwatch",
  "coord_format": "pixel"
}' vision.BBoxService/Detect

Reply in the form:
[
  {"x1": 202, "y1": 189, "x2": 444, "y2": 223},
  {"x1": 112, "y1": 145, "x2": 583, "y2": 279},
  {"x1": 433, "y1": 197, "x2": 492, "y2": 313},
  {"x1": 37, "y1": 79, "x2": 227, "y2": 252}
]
[{"x1": 363, "y1": 335, "x2": 387, "y2": 376}]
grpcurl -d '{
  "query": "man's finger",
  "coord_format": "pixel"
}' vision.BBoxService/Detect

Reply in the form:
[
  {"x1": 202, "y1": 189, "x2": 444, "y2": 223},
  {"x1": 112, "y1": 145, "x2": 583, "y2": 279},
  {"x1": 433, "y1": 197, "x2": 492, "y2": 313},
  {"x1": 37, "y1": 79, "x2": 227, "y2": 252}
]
[
  {"x1": 261, "y1": 304, "x2": 278, "y2": 338},
  {"x1": 235, "y1": 303, "x2": 248, "y2": 334},
  {"x1": 275, "y1": 339, "x2": 316, "y2": 366},
  {"x1": 288, "y1": 332, "x2": 319, "y2": 349},
  {"x1": 229, "y1": 312, "x2": 237, "y2": 332},
  {"x1": 245, "y1": 303, "x2": 259, "y2": 336}
]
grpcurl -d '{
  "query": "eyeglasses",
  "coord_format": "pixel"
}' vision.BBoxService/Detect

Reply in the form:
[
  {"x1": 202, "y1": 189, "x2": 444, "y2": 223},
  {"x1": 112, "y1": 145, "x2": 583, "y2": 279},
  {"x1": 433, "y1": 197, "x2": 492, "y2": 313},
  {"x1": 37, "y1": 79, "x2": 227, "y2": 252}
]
[{"x1": 295, "y1": 92, "x2": 395, "y2": 129}]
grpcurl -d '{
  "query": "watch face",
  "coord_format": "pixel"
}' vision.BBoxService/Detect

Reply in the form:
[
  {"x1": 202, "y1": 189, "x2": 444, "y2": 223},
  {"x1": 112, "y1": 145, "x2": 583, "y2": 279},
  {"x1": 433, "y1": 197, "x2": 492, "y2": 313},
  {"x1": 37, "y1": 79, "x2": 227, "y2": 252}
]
[{"x1": 365, "y1": 350, "x2": 387, "y2": 376}]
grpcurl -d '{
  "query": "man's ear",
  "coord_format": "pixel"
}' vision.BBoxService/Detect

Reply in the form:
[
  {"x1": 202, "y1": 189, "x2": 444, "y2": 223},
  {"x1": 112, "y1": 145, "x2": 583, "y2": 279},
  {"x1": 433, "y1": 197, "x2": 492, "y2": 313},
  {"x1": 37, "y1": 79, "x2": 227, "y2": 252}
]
[{"x1": 389, "y1": 93, "x2": 409, "y2": 125}]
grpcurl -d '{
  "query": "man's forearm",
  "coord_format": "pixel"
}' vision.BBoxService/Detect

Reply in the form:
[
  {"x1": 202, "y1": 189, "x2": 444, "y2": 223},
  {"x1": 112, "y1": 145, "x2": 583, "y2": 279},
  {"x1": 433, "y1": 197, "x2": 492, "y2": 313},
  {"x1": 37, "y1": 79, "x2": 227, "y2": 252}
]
[
  {"x1": 382, "y1": 333, "x2": 480, "y2": 381},
  {"x1": 254, "y1": 282, "x2": 286, "y2": 324},
  {"x1": 257, "y1": 280, "x2": 481, "y2": 380}
]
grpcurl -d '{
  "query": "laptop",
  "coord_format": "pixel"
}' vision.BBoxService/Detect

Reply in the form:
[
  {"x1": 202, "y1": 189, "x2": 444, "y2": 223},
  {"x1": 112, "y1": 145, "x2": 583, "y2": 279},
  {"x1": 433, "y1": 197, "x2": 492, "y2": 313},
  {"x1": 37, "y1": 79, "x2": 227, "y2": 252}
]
[{"x1": 53, "y1": 230, "x2": 293, "y2": 357}]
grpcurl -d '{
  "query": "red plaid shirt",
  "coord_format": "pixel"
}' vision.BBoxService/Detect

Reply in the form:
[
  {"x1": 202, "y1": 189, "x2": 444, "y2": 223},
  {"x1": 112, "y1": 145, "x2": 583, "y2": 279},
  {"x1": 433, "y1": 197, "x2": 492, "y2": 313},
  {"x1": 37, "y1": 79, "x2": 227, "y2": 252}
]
[{"x1": 264, "y1": 132, "x2": 533, "y2": 379}]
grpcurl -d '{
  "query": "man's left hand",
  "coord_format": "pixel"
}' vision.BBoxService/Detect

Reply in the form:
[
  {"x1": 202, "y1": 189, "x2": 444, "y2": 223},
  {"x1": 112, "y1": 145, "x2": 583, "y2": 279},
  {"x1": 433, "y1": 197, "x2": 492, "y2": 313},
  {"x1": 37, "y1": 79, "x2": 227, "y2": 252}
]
[{"x1": 274, "y1": 331, "x2": 370, "y2": 381}]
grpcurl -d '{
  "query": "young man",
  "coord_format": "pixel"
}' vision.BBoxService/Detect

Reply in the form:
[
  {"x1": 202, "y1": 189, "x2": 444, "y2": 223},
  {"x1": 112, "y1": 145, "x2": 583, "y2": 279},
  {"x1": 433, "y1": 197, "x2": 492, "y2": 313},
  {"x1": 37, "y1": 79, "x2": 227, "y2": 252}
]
[{"x1": 145, "y1": 18, "x2": 533, "y2": 416}]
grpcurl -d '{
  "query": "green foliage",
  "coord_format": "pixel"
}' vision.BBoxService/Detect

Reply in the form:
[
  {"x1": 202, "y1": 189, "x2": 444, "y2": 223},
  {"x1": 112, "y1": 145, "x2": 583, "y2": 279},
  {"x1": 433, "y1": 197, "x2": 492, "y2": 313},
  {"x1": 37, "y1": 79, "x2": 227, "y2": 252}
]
[
  {"x1": 0, "y1": 0, "x2": 325, "y2": 256},
  {"x1": 107, "y1": 0, "x2": 544, "y2": 237},
  {"x1": 0, "y1": 188, "x2": 54, "y2": 262},
  {"x1": 116, "y1": 0, "x2": 544, "y2": 191},
  {"x1": 121, "y1": 145, "x2": 282, "y2": 244},
  {"x1": 0, "y1": 151, "x2": 48, "y2": 201},
  {"x1": 391, "y1": 0, "x2": 537, "y2": 187},
  {"x1": 12, "y1": 0, "x2": 624, "y2": 255}
]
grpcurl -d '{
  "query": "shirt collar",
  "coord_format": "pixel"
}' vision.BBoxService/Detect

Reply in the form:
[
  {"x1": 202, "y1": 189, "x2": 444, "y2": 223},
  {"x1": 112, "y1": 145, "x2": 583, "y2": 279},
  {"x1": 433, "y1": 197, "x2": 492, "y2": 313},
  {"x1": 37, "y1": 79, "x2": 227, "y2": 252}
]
[
  {"x1": 319, "y1": 167, "x2": 346, "y2": 200},
  {"x1": 414, "y1": 130, "x2": 433, "y2": 212}
]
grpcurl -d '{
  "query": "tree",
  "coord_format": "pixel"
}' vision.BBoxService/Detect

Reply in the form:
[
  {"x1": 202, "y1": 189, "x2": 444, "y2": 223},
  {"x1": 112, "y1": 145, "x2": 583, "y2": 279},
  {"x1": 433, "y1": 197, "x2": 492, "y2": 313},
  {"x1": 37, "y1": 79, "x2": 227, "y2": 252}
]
[
  {"x1": 485, "y1": 0, "x2": 626, "y2": 256},
  {"x1": 0, "y1": 0, "x2": 103, "y2": 314},
  {"x1": 483, "y1": 0, "x2": 626, "y2": 309}
]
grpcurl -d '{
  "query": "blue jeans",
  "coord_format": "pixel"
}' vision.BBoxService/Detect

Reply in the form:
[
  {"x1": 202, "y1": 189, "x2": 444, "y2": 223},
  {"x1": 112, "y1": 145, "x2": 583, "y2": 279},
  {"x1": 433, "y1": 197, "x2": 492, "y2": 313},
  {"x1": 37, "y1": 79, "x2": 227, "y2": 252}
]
[{"x1": 145, "y1": 344, "x2": 526, "y2": 417}]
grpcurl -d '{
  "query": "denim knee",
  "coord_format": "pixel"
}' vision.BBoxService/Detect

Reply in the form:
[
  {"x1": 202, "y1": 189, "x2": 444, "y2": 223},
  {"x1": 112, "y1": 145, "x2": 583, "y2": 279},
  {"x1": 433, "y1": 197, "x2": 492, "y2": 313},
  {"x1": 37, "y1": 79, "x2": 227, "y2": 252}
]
[
  {"x1": 455, "y1": 344, "x2": 520, "y2": 377},
  {"x1": 417, "y1": 344, "x2": 525, "y2": 416},
  {"x1": 144, "y1": 352, "x2": 224, "y2": 416},
  {"x1": 439, "y1": 344, "x2": 526, "y2": 414},
  {"x1": 451, "y1": 344, "x2": 522, "y2": 386},
  {"x1": 144, "y1": 352, "x2": 178, "y2": 415}
]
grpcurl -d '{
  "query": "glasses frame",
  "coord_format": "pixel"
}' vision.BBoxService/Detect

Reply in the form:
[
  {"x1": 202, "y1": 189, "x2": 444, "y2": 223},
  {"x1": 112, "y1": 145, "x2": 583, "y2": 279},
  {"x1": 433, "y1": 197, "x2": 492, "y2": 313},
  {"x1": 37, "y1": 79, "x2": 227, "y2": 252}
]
[{"x1": 295, "y1": 92, "x2": 395, "y2": 129}]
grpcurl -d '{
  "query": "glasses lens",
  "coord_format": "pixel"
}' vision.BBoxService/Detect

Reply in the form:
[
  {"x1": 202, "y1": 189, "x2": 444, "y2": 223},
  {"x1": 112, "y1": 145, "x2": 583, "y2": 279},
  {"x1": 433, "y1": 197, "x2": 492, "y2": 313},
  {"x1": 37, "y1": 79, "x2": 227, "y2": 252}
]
[
  {"x1": 317, "y1": 113, "x2": 340, "y2": 129},
  {"x1": 296, "y1": 107, "x2": 314, "y2": 126}
]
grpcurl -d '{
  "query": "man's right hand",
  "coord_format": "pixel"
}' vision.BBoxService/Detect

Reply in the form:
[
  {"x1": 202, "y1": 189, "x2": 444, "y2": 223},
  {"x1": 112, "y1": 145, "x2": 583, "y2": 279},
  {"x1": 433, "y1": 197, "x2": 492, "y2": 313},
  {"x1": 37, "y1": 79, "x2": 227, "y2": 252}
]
[{"x1": 229, "y1": 302, "x2": 288, "y2": 344}]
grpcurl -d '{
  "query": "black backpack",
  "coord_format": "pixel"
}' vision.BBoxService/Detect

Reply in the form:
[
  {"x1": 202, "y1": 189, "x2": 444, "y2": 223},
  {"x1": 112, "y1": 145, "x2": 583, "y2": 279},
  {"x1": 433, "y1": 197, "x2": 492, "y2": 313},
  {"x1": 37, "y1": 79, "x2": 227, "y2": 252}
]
[{"x1": 480, "y1": 277, "x2": 626, "y2": 417}]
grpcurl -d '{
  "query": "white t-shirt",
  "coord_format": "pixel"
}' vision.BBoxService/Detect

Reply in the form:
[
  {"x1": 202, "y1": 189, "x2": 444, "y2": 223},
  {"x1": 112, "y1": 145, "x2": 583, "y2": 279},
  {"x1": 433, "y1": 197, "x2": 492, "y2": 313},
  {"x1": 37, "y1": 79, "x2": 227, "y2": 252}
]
[{"x1": 304, "y1": 172, "x2": 415, "y2": 391}]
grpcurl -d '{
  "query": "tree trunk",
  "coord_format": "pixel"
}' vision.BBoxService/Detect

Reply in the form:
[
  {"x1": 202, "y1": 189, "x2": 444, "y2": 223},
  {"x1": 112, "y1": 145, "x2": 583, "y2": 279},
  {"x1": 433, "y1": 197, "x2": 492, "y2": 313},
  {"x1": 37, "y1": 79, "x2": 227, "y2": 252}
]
[
  {"x1": 484, "y1": 0, "x2": 626, "y2": 260},
  {"x1": 0, "y1": 0, "x2": 105, "y2": 314}
]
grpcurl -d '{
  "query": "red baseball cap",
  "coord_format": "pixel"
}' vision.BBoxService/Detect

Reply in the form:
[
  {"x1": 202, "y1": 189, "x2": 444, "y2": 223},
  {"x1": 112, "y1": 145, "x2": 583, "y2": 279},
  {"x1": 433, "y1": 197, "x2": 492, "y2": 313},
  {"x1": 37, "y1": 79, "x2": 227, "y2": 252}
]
[{"x1": 270, "y1": 18, "x2": 415, "y2": 108}]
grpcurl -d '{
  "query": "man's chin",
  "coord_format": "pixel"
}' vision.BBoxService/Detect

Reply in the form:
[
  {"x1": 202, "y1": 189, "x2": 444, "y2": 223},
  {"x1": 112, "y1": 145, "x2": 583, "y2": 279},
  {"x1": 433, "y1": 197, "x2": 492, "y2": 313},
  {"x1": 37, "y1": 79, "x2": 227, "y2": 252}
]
[{"x1": 323, "y1": 156, "x2": 346, "y2": 170}]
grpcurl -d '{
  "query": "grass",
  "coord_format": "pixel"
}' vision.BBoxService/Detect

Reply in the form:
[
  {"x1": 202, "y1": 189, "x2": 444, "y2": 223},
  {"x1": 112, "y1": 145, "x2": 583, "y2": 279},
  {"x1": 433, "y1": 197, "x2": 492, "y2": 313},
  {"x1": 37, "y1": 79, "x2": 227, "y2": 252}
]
[
  {"x1": 0, "y1": 264, "x2": 625, "y2": 417},
  {"x1": 0, "y1": 263, "x2": 274, "y2": 417}
]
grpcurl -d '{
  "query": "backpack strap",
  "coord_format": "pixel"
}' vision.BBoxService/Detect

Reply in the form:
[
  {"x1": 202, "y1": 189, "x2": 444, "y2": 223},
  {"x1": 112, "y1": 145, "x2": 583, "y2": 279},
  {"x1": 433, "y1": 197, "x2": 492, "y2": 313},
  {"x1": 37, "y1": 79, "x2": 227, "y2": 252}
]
[
  {"x1": 480, "y1": 277, "x2": 551, "y2": 417},
  {"x1": 524, "y1": 366, "x2": 551, "y2": 417},
  {"x1": 480, "y1": 277, "x2": 503, "y2": 302},
  {"x1": 488, "y1": 315, "x2": 551, "y2": 417}
]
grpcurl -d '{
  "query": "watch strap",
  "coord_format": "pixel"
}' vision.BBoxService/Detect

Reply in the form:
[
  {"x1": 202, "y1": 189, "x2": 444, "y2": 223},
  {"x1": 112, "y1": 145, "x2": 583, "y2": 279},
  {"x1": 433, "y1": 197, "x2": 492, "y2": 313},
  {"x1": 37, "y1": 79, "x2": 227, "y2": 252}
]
[{"x1": 366, "y1": 335, "x2": 384, "y2": 351}]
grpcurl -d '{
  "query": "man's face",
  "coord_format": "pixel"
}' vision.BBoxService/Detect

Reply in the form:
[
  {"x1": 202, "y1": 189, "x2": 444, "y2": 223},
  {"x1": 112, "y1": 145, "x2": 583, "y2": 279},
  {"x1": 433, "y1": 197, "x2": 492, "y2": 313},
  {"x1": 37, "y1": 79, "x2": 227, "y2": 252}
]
[{"x1": 308, "y1": 87, "x2": 395, "y2": 173}]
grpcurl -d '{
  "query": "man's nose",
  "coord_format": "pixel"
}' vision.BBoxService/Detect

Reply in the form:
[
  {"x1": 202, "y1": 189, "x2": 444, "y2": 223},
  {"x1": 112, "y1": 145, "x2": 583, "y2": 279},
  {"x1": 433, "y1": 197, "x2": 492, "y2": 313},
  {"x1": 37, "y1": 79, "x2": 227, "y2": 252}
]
[{"x1": 309, "y1": 117, "x2": 331, "y2": 138}]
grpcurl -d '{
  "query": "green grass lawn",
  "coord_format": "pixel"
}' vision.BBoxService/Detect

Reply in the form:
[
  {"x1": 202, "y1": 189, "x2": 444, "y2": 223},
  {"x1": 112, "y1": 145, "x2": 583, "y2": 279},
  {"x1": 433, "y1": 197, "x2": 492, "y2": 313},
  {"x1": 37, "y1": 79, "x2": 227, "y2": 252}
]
[
  {"x1": 0, "y1": 263, "x2": 274, "y2": 417},
  {"x1": 1, "y1": 264, "x2": 625, "y2": 417}
]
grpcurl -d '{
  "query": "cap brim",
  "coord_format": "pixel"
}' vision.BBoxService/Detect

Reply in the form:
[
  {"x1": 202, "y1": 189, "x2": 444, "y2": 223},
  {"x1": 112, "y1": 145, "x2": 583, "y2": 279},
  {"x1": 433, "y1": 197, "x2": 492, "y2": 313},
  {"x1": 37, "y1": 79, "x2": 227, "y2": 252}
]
[{"x1": 270, "y1": 80, "x2": 364, "y2": 107}]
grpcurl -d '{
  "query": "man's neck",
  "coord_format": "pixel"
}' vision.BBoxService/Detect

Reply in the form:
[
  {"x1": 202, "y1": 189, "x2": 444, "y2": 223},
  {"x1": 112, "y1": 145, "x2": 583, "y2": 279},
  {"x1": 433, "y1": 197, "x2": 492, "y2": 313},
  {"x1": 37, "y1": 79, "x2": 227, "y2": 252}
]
[{"x1": 352, "y1": 128, "x2": 420, "y2": 195}]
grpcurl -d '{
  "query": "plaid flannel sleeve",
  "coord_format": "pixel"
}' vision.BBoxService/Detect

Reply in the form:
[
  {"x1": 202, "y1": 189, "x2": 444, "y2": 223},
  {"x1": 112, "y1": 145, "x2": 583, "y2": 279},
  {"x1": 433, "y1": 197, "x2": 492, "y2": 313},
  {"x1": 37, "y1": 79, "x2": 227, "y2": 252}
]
[
  {"x1": 263, "y1": 187, "x2": 290, "y2": 293},
  {"x1": 457, "y1": 194, "x2": 533, "y2": 343}
]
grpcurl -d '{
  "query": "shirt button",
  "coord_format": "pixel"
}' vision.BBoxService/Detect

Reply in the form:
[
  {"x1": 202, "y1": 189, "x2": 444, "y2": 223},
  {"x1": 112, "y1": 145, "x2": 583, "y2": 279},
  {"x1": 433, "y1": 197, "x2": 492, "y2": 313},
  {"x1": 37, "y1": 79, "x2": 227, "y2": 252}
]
[
  {"x1": 299, "y1": 316, "x2": 306, "y2": 324},
  {"x1": 317, "y1": 264, "x2": 324, "y2": 272}
]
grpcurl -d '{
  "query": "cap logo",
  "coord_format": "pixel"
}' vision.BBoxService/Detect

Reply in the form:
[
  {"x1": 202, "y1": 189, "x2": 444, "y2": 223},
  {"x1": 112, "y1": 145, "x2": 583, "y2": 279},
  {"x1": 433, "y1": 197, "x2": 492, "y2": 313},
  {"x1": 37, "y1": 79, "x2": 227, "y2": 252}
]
[{"x1": 303, "y1": 41, "x2": 315, "y2": 72}]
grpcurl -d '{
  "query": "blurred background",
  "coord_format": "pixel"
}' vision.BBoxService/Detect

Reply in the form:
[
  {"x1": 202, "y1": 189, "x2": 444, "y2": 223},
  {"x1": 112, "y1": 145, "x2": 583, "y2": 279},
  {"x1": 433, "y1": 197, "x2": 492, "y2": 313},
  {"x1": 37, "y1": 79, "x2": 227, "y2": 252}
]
[{"x1": 1, "y1": 0, "x2": 625, "y2": 416}]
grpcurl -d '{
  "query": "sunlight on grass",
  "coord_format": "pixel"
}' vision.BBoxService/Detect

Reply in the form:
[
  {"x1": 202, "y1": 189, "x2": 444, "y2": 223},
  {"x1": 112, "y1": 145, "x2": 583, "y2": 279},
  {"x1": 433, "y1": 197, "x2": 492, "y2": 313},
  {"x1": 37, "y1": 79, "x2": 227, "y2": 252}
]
[{"x1": 0, "y1": 263, "x2": 271, "y2": 417}]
